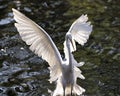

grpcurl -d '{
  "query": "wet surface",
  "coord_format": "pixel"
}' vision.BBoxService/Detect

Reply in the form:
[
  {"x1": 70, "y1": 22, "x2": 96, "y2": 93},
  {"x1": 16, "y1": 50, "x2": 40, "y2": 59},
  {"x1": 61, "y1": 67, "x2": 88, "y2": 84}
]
[{"x1": 0, "y1": 0, "x2": 120, "y2": 96}]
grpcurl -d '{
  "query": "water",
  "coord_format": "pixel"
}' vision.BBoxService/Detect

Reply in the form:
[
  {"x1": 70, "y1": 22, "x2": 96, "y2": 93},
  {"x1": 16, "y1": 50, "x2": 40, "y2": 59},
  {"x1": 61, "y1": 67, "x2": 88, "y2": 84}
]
[{"x1": 0, "y1": 0, "x2": 119, "y2": 96}]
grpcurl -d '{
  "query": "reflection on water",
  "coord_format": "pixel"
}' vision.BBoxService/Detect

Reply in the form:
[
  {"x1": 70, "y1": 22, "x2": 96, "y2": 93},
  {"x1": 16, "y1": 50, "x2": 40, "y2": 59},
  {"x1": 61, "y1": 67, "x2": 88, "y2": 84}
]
[{"x1": 0, "y1": 0, "x2": 119, "y2": 96}]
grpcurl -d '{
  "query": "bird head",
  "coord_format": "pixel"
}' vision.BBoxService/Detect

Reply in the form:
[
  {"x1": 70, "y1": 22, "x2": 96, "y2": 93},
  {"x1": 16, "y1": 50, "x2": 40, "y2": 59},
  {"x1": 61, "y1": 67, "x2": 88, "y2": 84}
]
[{"x1": 66, "y1": 33, "x2": 75, "y2": 51}]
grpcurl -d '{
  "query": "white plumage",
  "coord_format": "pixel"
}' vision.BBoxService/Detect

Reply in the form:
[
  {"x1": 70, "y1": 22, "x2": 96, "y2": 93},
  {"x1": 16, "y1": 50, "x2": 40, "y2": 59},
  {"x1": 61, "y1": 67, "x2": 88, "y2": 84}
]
[{"x1": 12, "y1": 8, "x2": 92, "y2": 96}]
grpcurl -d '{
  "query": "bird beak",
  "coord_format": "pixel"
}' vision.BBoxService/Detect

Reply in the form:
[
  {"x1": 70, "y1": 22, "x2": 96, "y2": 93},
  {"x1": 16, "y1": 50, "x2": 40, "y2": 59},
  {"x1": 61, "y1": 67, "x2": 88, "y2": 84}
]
[{"x1": 70, "y1": 39, "x2": 75, "y2": 51}]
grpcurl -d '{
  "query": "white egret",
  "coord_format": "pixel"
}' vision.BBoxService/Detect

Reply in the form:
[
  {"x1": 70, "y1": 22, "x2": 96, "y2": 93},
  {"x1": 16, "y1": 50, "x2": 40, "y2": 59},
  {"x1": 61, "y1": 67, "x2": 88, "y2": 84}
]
[{"x1": 12, "y1": 8, "x2": 92, "y2": 96}]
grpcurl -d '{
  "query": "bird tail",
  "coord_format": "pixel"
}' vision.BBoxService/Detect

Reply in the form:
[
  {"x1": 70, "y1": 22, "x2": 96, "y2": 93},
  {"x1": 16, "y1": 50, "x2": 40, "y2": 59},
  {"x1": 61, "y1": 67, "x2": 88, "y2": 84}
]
[
  {"x1": 73, "y1": 84, "x2": 85, "y2": 95},
  {"x1": 73, "y1": 65, "x2": 85, "y2": 95},
  {"x1": 52, "y1": 78, "x2": 85, "y2": 96},
  {"x1": 52, "y1": 78, "x2": 63, "y2": 96}
]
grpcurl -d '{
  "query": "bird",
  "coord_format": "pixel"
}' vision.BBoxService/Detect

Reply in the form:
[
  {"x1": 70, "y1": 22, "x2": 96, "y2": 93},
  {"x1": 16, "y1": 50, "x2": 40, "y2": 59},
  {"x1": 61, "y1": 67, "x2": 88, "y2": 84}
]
[{"x1": 12, "y1": 8, "x2": 93, "y2": 96}]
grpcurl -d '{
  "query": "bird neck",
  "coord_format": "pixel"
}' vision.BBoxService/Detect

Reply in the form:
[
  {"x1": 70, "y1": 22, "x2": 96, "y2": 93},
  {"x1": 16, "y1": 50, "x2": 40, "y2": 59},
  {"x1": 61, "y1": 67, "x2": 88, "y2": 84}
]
[{"x1": 66, "y1": 39, "x2": 73, "y2": 71}]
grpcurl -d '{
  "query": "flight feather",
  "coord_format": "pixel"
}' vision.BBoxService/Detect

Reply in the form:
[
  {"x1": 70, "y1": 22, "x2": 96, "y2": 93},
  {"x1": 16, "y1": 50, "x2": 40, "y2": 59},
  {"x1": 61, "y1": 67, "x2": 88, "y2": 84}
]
[{"x1": 12, "y1": 8, "x2": 62, "y2": 82}]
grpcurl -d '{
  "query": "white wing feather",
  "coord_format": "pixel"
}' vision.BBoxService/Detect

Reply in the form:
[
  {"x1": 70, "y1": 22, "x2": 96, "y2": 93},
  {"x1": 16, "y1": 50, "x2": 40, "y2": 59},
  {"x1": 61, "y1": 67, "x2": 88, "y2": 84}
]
[
  {"x1": 64, "y1": 14, "x2": 92, "y2": 60},
  {"x1": 63, "y1": 15, "x2": 92, "y2": 84},
  {"x1": 64, "y1": 14, "x2": 92, "y2": 65},
  {"x1": 68, "y1": 14, "x2": 93, "y2": 52},
  {"x1": 12, "y1": 8, "x2": 62, "y2": 82}
]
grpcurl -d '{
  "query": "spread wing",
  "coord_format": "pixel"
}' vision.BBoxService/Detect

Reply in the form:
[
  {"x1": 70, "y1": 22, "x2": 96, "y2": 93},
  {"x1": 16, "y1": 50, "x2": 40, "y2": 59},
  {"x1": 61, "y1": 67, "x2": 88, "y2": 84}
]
[
  {"x1": 64, "y1": 14, "x2": 93, "y2": 59},
  {"x1": 63, "y1": 14, "x2": 93, "y2": 80},
  {"x1": 67, "y1": 14, "x2": 93, "y2": 52},
  {"x1": 12, "y1": 8, "x2": 62, "y2": 82}
]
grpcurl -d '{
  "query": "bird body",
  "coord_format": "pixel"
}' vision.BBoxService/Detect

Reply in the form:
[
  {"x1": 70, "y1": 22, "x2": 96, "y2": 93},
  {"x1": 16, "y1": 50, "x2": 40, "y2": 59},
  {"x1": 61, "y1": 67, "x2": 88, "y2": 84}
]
[{"x1": 12, "y1": 8, "x2": 93, "y2": 96}]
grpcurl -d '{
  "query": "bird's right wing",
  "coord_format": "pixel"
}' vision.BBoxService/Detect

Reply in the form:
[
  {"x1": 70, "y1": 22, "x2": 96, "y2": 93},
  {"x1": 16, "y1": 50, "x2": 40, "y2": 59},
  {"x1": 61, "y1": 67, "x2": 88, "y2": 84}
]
[
  {"x1": 64, "y1": 14, "x2": 92, "y2": 61},
  {"x1": 63, "y1": 15, "x2": 92, "y2": 81},
  {"x1": 12, "y1": 8, "x2": 62, "y2": 82},
  {"x1": 67, "y1": 14, "x2": 93, "y2": 52}
]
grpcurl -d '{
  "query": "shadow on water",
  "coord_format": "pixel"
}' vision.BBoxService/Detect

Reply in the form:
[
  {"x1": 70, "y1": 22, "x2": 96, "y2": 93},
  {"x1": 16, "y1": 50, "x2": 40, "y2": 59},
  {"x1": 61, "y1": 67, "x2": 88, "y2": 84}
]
[{"x1": 0, "y1": 0, "x2": 119, "y2": 96}]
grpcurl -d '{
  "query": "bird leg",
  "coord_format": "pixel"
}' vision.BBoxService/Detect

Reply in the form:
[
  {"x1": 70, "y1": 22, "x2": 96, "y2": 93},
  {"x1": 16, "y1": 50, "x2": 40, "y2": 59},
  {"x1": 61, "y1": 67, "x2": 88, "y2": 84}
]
[
  {"x1": 63, "y1": 86, "x2": 65, "y2": 96},
  {"x1": 71, "y1": 89, "x2": 72, "y2": 96},
  {"x1": 70, "y1": 85, "x2": 73, "y2": 96}
]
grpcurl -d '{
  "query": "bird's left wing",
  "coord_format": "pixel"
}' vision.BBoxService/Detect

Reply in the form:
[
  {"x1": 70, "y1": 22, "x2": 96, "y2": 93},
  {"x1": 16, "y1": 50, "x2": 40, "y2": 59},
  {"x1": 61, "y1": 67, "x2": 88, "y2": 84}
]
[{"x1": 12, "y1": 8, "x2": 62, "y2": 82}]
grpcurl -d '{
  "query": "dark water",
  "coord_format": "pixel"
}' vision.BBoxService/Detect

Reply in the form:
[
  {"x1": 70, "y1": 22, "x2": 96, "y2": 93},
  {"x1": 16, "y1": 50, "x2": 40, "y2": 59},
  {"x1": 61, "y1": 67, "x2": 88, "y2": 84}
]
[{"x1": 0, "y1": 0, "x2": 120, "y2": 96}]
